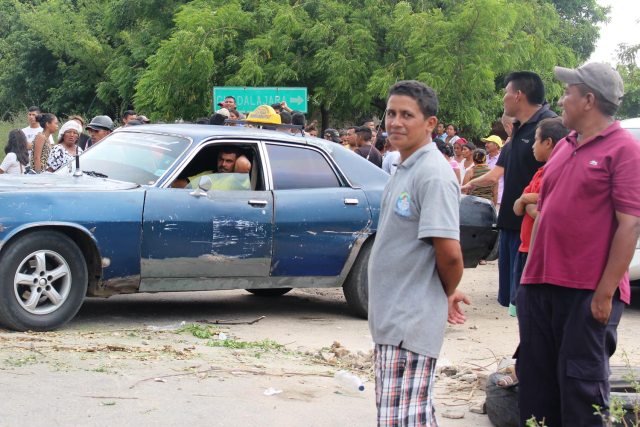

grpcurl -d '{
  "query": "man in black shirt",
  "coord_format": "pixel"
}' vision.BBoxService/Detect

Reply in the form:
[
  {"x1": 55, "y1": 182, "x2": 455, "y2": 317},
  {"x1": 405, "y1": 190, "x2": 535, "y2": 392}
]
[
  {"x1": 462, "y1": 72, "x2": 556, "y2": 313},
  {"x1": 354, "y1": 126, "x2": 383, "y2": 167}
]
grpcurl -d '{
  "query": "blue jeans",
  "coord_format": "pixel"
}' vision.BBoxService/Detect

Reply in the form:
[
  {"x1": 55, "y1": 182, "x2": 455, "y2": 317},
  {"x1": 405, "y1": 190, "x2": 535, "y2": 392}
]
[
  {"x1": 511, "y1": 251, "x2": 528, "y2": 306},
  {"x1": 498, "y1": 229, "x2": 521, "y2": 307}
]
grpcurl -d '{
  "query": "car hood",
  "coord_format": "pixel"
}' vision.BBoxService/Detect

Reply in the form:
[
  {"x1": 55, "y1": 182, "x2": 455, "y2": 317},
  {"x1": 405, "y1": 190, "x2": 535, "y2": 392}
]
[{"x1": 0, "y1": 173, "x2": 139, "y2": 192}]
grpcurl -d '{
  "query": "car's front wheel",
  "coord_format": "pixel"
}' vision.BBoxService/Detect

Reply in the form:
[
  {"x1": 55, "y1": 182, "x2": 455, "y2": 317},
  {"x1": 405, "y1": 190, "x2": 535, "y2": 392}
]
[
  {"x1": 0, "y1": 230, "x2": 88, "y2": 331},
  {"x1": 342, "y1": 238, "x2": 373, "y2": 319}
]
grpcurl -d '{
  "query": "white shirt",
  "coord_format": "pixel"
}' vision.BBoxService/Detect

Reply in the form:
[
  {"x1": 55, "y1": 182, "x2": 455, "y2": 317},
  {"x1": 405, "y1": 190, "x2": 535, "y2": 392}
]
[
  {"x1": 382, "y1": 150, "x2": 401, "y2": 175},
  {"x1": 0, "y1": 152, "x2": 23, "y2": 174},
  {"x1": 457, "y1": 159, "x2": 467, "y2": 179},
  {"x1": 21, "y1": 126, "x2": 55, "y2": 145}
]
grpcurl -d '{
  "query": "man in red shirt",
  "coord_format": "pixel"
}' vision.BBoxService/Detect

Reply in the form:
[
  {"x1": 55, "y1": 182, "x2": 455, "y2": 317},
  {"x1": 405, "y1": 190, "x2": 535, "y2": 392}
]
[{"x1": 518, "y1": 63, "x2": 640, "y2": 426}]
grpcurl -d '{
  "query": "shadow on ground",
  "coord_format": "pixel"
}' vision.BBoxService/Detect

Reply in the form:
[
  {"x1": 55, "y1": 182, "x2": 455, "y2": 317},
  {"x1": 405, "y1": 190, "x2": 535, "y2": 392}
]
[{"x1": 72, "y1": 289, "x2": 354, "y2": 328}]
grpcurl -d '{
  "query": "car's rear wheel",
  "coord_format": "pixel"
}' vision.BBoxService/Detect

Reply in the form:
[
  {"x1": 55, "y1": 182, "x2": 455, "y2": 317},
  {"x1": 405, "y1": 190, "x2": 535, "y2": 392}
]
[
  {"x1": 0, "y1": 231, "x2": 88, "y2": 331},
  {"x1": 342, "y1": 238, "x2": 373, "y2": 319},
  {"x1": 245, "y1": 288, "x2": 292, "y2": 297}
]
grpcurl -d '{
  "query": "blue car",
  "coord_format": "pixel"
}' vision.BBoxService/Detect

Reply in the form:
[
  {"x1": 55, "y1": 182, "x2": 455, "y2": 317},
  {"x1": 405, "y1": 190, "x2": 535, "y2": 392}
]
[{"x1": 0, "y1": 125, "x2": 497, "y2": 331}]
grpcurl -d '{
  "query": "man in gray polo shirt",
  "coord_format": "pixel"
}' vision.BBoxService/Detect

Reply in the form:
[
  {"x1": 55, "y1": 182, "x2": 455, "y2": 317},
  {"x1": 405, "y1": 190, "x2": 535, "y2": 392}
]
[{"x1": 369, "y1": 80, "x2": 467, "y2": 426}]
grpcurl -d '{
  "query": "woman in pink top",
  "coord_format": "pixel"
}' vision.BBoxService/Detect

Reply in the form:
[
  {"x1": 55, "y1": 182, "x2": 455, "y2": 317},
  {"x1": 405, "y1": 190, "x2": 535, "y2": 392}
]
[{"x1": 436, "y1": 138, "x2": 461, "y2": 183}]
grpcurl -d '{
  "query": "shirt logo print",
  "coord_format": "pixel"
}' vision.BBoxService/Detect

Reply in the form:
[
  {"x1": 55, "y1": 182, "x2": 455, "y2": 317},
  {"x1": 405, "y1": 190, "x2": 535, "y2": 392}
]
[
  {"x1": 394, "y1": 192, "x2": 412, "y2": 217},
  {"x1": 521, "y1": 139, "x2": 530, "y2": 144},
  {"x1": 589, "y1": 160, "x2": 598, "y2": 166}
]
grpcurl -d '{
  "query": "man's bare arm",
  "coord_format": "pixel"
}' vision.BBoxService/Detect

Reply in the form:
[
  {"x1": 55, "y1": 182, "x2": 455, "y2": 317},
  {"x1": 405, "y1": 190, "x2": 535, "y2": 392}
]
[
  {"x1": 513, "y1": 198, "x2": 526, "y2": 216},
  {"x1": 591, "y1": 212, "x2": 640, "y2": 324},
  {"x1": 520, "y1": 193, "x2": 539, "y2": 205},
  {"x1": 525, "y1": 203, "x2": 539, "y2": 219},
  {"x1": 461, "y1": 165, "x2": 503, "y2": 193},
  {"x1": 515, "y1": 193, "x2": 539, "y2": 216},
  {"x1": 432, "y1": 237, "x2": 464, "y2": 296},
  {"x1": 448, "y1": 290, "x2": 471, "y2": 324}
]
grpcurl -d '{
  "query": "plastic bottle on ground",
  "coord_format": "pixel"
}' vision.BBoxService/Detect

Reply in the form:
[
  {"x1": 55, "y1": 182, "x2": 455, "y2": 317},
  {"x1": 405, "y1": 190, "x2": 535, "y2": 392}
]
[{"x1": 334, "y1": 370, "x2": 365, "y2": 392}]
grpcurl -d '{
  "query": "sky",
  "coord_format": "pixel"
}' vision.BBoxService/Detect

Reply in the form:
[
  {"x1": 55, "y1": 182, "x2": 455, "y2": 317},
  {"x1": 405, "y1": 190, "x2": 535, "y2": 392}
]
[{"x1": 589, "y1": 0, "x2": 640, "y2": 64}]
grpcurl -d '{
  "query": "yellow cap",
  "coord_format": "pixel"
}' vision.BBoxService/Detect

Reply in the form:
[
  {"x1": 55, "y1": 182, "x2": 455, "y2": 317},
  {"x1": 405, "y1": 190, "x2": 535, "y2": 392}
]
[
  {"x1": 480, "y1": 134, "x2": 503, "y2": 148},
  {"x1": 245, "y1": 105, "x2": 281, "y2": 125}
]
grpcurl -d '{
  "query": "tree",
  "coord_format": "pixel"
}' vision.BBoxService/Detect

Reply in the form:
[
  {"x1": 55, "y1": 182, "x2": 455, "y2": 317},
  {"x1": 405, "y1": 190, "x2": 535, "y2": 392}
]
[
  {"x1": 0, "y1": 0, "x2": 113, "y2": 117},
  {"x1": 617, "y1": 42, "x2": 640, "y2": 119},
  {"x1": 135, "y1": 0, "x2": 255, "y2": 120},
  {"x1": 548, "y1": 0, "x2": 609, "y2": 62},
  {"x1": 0, "y1": 0, "x2": 608, "y2": 137},
  {"x1": 367, "y1": 0, "x2": 577, "y2": 136},
  {"x1": 98, "y1": 0, "x2": 190, "y2": 117}
]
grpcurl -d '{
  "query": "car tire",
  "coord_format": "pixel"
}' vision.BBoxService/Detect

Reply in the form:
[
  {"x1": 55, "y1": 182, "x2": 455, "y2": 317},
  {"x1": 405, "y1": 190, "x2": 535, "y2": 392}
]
[
  {"x1": 485, "y1": 372, "x2": 519, "y2": 427},
  {"x1": 0, "y1": 230, "x2": 88, "y2": 331},
  {"x1": 342, "y1": 238, "x2": 373, "y2": 319},
  {"x1": 485, "y1": 231, "x2": 500, "y2": 261},
  {"x1": 245, "y1": 288, "x2": 292, "y2": 297}
]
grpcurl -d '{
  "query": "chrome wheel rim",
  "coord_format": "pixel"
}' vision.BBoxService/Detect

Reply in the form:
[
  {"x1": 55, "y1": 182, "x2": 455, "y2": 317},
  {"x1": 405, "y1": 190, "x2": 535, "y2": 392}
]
[{"x1": 13, "y1": 250, "x2": 72, "y2": 315}]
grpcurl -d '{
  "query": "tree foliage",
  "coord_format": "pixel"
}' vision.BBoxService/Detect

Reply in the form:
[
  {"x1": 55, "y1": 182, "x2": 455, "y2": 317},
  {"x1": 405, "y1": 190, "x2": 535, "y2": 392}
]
[
  {"x1": 616, "y1": 42, "x2": 640, "y2": 119},
  {"x1": 0, "y1": 0, "x2": 609, "y2": 136}
]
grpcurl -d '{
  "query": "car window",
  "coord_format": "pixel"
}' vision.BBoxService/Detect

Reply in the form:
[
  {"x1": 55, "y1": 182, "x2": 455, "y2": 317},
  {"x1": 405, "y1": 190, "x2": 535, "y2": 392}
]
[
  {"x1": 266, "y1": 144, "x2": 340, "y2": 190},
  {"x1": 170, "y1": 143, "x2": 262, "y2": 191},
  {"x1": 57, "y1": 131, "x2": 190, "y2": 185}
]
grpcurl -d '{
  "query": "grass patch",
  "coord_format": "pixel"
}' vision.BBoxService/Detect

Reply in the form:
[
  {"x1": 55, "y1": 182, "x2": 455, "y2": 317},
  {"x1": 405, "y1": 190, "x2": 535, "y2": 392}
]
[
  {"x1": 206, "y1": 338, "x2": 284, "y2": 351},
  {"x1": 178, "y1": 323, "x2": 290, "y2": 357},
  {"x1": 91, "y1": 365, "x2": 112, "y2": 373},
  {"x1": 0, "y1": 118, "x2": 25, "y2": 160},
  {"x1": 177, "y1": 323, "x2": 219, "y2": 339},
  {"x1": 4, "y1": 355, "x2": 38, "y2": 367}
]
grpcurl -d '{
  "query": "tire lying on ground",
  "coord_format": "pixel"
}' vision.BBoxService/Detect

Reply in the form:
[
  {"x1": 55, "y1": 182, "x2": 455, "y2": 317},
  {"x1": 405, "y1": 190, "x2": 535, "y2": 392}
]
[
  {"x1": 485, "y1": 372, "x2": 519, "y2": 427},
  {"x1": 0, "y1": 230, "x2": 88, "y2": 331},
  {"x1": 245, "y1": 288, "x2": 292, "y2": 297},
  {"x1": 342, "y1": 238, "x2": 373, "y2": 319}
]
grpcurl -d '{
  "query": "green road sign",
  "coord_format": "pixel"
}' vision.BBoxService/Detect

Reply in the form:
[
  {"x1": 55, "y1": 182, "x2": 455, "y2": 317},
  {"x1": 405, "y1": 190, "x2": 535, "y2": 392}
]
[{"x1": 213, "y1": 87, "x2": 308, "y2": 113}]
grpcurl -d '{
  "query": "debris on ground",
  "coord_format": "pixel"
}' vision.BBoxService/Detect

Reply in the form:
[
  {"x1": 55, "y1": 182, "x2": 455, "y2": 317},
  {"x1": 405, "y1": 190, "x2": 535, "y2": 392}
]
[
  {"x1": 310, "y1": 341, "x2": 374, "y2": 378},
  {"x1": 441, "y1": 409, "x2": 465, "y2": 419},
  {"x1": 470, "y1": 402, "x2": 487, "y2": 414},
  {"x1": 435, "y1": 361, "x2": 496, "y2": 418},
  {"x1": 263, "y1": 387, "x2": 283, "y2": 396}
]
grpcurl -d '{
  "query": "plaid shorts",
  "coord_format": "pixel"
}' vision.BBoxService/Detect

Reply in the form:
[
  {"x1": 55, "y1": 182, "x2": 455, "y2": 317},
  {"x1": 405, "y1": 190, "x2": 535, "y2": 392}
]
[{"x1": 375, "y1": 344, "x2": 438, "y2": 427}]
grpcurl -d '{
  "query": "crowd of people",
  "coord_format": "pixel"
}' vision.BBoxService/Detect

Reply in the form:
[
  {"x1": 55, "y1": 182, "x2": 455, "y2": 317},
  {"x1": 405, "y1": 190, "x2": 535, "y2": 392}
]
[
  {"x1": 1, "y1": 63, "x2": 638, "y2": 427},
  {"x1": 321, "y1": 116, "x2": 507, "y2": 213},
  {"x1": 367, "y1": 64, "x2": 639, "y2": 427},
  {"x1": 2, "y1": 95, "x2": 505, "y2": 194},
  {"x1": 0, "y1": 107, "x2": 147, "y2": 174}
]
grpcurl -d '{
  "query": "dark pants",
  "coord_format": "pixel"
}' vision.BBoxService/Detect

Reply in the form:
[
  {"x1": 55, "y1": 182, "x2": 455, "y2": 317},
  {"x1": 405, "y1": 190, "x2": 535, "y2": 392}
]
[
  {"x1": 511, "y1": 251, "x2": 528, "y2": 306},
  {"x1": 498, "y1": 229, "x2": 521, "y2": 307},
  {"x1": 515, "y1": 284, "x2": 624, "y2": 427}
]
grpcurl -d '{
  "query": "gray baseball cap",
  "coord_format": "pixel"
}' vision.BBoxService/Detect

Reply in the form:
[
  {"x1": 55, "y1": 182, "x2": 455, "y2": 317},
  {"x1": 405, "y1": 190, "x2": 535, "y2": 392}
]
[
  {"x1": 554, "y1": 62, "x2": 624, "y2": 106},
  {"x1": 86, "y1": 115, "x2": 114, "y2": 131}
]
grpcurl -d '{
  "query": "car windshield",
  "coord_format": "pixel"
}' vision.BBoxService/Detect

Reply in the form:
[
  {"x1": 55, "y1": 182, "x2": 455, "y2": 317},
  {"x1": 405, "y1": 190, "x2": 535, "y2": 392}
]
[{"x1": 56, "y1": 131, "x2": 190, "y2": 185}]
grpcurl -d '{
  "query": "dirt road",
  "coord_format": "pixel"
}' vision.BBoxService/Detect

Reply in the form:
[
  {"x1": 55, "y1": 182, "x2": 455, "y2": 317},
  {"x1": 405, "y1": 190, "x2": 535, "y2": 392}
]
[{"x1": 1, "y1": 263, "x2": 639, "y2": 426}]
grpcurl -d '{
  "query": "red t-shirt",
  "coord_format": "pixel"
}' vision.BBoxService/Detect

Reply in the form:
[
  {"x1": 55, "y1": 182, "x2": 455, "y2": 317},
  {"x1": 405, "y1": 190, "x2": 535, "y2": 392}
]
[
  {"x1": 518, "y1": 167, "x2": 544, "y2": 253},
  {"x1": 521, "y1": 122, "x2": 640, "y2": 304}
]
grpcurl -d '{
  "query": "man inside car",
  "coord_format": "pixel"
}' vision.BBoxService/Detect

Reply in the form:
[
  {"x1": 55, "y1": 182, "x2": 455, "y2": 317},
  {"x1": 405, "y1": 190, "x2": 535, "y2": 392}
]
[{"x1": 172, "y1": 147, "x2": 251, "y2": 190}]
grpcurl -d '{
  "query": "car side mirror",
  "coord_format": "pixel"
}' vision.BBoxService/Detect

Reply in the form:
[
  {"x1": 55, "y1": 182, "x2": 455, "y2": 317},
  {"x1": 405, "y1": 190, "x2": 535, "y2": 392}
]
[{"x1": 189, "y1": 175, "x2": 212, "y2": 197}]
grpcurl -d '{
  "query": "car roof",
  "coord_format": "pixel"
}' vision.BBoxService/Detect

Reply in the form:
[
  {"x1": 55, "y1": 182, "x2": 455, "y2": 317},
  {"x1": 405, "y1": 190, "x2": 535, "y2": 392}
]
[
  {"x1": 621, "y1": 117, "x2": 640, "y2": 129},
  {"x1": 114, "y1": 123, "x2": 317, "y2": 146}
]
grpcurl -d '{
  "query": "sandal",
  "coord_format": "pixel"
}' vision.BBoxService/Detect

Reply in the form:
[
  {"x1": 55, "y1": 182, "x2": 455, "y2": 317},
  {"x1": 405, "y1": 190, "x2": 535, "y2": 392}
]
[{"x1": 496, "y1": 372, "x2": 519, "y2": 388}]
